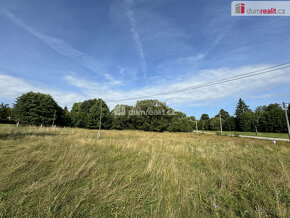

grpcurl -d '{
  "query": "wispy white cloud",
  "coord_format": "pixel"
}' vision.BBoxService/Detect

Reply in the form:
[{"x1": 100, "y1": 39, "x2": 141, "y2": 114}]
[
  {"x1": 104, "y1": 73, "x2": 122, "y2": 85},
  {"x1": 0, "y1": 74, "x2": 33, "y2": 99},
  {"x1": 65, "y1": 64, "x2": 290, "y2": 108},
  {"x1": 0, "y1": 73, "x2": 85, "y2": 107},
  {"x1": 248, "y1": 94, "x2": 277, "y2": 100},
  {"x1": 1, "y1": 65, "x2": 289, "y2": 110},
  {"x1": 123, "y1": 0, "x2": 147, "y2": 75},
  {"x1": 0, "y1": 9, "x2": 112, "y2": 79},
  {"x1": 190, "y1": 13, "x2": 235, "y2": 62}
]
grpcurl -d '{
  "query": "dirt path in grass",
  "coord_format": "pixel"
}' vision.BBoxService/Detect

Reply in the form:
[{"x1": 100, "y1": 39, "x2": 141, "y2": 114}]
[{"x1": 192, "y1": 131, "x2": 290, "y2": 142}]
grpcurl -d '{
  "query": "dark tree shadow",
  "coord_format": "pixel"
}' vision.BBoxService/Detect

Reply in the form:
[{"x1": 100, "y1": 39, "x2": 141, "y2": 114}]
[{"x1": 0, "y1": 132, "x2": 59, "y2": 140}]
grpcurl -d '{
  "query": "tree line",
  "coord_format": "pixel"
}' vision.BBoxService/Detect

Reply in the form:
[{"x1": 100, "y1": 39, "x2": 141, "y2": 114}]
[
  {"x1": 198, "y1": 99, "x2": 290, "y2": 133},
  {"x1": 0, "y1": 92, "x2": 289, "y2": 133}
]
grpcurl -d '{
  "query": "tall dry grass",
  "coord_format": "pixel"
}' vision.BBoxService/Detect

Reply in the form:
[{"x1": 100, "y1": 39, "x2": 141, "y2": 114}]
[{"x1": 0, "y1": 124, "x2": 289, "y2": 217}]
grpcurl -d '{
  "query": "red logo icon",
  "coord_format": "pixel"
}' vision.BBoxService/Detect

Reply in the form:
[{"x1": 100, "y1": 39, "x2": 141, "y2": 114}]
[{"x1": 235, "y1": 3, "x2": 245, "y2": 14}]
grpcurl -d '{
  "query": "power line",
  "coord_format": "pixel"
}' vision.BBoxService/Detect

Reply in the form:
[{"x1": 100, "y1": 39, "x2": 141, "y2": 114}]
[{"x1": 105, "y1": 62, "x2": 290, "y2": 102}]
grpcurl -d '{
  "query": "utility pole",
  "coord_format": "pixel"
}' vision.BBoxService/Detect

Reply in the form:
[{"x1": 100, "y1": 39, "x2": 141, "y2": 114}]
[
  {"x1": 97, "y1": 100, "x2": 103, "y2": 139},
  {"x1": 283, "y1": 102, "x2": 290, "y2": 140},
  {"x1": 219, "y1": 114, "x2": 223, "y2": 134},
  {"x1": 52, "y1": 110, "x2": 56, "y2": 127},
  {"x1": 195, "y1": 119, "x2": 198, "y2": 133}
]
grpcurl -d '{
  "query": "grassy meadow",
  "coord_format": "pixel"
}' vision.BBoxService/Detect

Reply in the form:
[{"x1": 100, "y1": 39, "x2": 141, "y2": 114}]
[{"x1": 0, "y1": 124, "x2": 289, "y2": 217}]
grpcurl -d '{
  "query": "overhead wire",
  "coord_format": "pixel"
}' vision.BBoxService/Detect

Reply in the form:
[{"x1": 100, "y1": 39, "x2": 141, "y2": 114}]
[{"x1": 105, "y1": 62, "x2": 290, "y2": 102}]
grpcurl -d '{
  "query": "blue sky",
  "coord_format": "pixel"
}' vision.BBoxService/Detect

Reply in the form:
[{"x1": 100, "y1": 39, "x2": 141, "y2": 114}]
[{"x1": 0, "y1": 0, "x2": 290, "y2": 118}]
